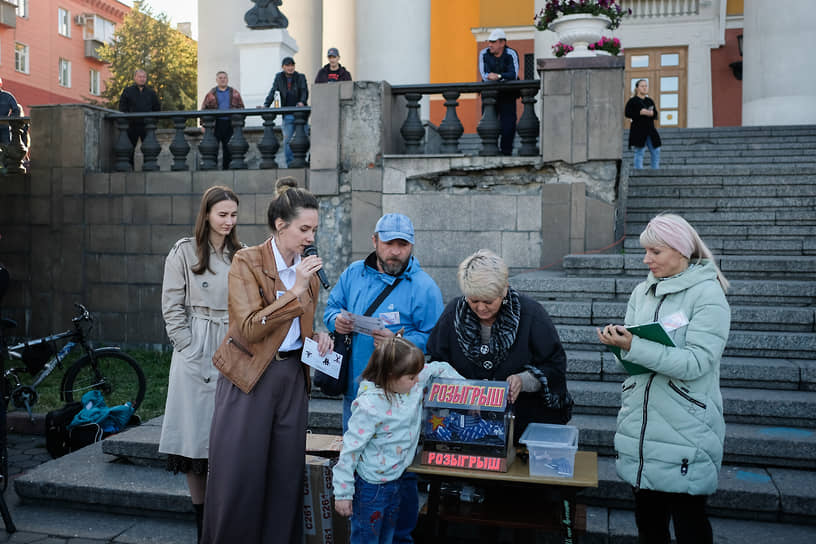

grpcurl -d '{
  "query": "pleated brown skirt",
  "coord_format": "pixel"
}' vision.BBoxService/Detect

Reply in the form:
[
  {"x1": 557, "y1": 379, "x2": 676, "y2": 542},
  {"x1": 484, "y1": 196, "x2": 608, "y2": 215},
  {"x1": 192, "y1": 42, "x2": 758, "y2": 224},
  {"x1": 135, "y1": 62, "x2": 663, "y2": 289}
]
[{"x1": 201, "y1": 355, "x2": 307, "y2": 543}]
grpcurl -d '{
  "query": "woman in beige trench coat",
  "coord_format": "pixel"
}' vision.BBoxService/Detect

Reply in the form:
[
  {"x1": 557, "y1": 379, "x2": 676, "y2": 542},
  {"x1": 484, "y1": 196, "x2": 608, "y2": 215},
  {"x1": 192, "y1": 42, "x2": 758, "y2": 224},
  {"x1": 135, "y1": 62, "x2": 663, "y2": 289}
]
[{"x1": 159, "y1": 186, "x2": 241, "y2": 542}]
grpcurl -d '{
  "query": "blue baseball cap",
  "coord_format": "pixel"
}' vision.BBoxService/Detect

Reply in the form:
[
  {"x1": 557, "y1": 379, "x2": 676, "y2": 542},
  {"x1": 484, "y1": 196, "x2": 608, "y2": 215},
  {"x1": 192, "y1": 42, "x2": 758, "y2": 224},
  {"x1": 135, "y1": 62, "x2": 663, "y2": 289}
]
[{"x1": 375, "y1": 213, "x2": 415, "y2": 244}]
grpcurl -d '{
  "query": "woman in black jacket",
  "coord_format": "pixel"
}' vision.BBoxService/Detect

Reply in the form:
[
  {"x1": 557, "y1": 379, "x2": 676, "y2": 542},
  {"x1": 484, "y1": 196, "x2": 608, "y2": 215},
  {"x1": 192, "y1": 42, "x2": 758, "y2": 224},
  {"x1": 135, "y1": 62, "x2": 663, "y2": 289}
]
[
  {"x1": 626, "y1": 79, "x2": 662, "y2": 169},
  {"x1": 427, "y1": 249, "x2": 572, "y2": 443}
]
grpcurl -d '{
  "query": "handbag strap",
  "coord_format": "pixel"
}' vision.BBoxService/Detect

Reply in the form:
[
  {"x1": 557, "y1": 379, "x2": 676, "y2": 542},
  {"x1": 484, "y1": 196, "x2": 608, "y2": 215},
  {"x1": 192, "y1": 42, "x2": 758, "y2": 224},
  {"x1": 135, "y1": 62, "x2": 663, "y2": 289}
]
[{"x1": 363, "y1": 277, "x2": 403, "y2": 317}]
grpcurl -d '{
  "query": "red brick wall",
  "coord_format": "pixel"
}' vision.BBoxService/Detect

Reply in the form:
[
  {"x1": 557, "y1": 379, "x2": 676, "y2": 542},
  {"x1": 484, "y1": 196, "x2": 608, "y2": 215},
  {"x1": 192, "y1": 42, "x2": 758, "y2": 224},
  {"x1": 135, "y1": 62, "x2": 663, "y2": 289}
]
[{"x1": 0, "y1": 0, "x2": 129, "y2": 110}]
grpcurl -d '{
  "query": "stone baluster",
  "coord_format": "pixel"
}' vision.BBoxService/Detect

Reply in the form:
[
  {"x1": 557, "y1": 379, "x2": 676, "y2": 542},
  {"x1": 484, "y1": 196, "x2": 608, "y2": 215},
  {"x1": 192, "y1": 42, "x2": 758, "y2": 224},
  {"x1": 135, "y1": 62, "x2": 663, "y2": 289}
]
[
  {"x1": 140, "y1": 117, "x2": 162, "y2": 171},
  {"x1": 477, "y1": 89, "x2": 501, "y2": 156},
  {"x1": 198, "y1": 116, "x2": 219, "y2": 170},
  {"x1": 517, "y1": 87, "x2": 540, "y2": 156},
  {"x1": 400, "y1": 93, "x2": 424, "y2": 154},
  {"x1": 438, "y1": 90, "x2": 464, "y2": 154},
  {"x1": 169, "y1": 116, "x2": 190, "y2": 171},
  {"x1": 257, "y1": 111, "x2": 280, "y2": 169},
  {"x1": 3, "y1": 119, "x2": 28, "y2": 173},
  {"x1": 113, "y1": 117, "x2": 133, "y2": 172},
  {"x1": 228, "y1": 114, "x2": 249, "y2": 170},
  {"x1": 288, "y1": 110, "x2": 310, "y2": 168}
]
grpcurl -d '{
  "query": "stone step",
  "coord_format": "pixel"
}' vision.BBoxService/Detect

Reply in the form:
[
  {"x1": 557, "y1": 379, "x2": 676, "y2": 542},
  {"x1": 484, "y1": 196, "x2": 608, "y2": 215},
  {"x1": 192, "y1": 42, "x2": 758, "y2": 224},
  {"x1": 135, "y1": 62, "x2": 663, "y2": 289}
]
[
  {"x1": 22, "y1": 422, "x2": 816, "y2": 526},
  {"x1": 627, "y1": 183, "x2": 816, "y2": 199},
  {"x1": 623, "y1": 143, "x2": 816, "y2": 154},
  {"x1": 570, "y1": 414, "x2": 816, "y2": 470},
  {"x1": 623, "y1": 236, "x2": 816, "y2": 256},
  {"x1": 557, "y1": 324, "x2": 816, "y2": 360},
  {"x1": 513, "y1": 269, "x2": 816, "y2": 306},
  {"x1": 567, "y1": 350, "x2": 816, "y2": 391},
  {"x1": 562, "y1": 254, "x2": 816, "y2": 280},
  {"x1": 544, "y1": 299, "x2": 815, "y2": 332},
  {"x1": 568, "y1": 380, "x2": 816, "y2": 427},
  {"x1": 622, "y1": 224, "x2": 816, "y2": 239},
  {"x1": 583, "y1": 456, "x2": 816, "y2": 525},
  {"x1": 627, "y1": 165, "x2": 816, "y2": 179},
  {"x1": 627, "y1": 196, "x2": 816, "y2": 213}
]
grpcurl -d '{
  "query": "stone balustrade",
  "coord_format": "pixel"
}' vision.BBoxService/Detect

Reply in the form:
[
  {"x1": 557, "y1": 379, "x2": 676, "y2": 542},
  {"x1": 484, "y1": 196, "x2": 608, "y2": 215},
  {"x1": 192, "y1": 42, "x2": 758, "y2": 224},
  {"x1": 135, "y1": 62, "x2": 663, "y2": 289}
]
[
  {"x1": 391, "y1": 80, "x2": 541, "y2": 156},
  {"x1": 108, "y1": 107, "x2": 311, "y2": 172}
]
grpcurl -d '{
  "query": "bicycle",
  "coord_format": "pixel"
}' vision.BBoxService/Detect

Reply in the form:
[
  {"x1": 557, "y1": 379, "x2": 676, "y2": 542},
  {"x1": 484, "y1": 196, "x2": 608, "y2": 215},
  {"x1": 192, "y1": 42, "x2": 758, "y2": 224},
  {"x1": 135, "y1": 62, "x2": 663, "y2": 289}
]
[{"x1": 2, "y1": 303, "x2": 146, "y2": 420}]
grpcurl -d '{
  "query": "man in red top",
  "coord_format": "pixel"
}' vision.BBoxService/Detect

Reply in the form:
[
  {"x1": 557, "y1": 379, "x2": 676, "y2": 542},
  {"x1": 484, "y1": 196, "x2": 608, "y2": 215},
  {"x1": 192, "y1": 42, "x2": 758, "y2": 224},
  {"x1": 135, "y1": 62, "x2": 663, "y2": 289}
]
[{"x1": 201, "y1": 71, "x2": 245, "y2": 169}]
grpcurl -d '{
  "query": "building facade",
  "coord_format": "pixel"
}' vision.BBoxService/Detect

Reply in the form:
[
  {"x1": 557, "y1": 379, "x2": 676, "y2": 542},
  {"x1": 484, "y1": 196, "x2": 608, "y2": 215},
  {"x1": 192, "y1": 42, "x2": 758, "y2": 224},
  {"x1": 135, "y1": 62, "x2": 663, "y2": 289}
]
[{"x1": 0, "y1": 0, "x2": 129, "y2": 110}]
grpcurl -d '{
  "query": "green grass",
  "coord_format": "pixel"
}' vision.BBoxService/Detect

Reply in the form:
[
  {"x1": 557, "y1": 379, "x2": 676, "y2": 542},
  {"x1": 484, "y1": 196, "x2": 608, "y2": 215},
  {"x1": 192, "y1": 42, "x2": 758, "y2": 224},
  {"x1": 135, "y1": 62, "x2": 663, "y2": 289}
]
[{"x1": 10, "y1": 349, "x2": 171, "y2": 422}]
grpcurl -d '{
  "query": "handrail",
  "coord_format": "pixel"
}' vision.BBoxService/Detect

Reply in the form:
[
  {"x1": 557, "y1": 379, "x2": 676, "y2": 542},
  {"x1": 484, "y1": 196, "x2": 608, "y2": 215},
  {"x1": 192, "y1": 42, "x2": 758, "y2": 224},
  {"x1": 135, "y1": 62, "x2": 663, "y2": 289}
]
[
  {"x1": 107, "y1": 106, "x2": 310, "y2": 120},
  {"x1": 391, "y1": 80, "x2": 539, "y2": 95}
]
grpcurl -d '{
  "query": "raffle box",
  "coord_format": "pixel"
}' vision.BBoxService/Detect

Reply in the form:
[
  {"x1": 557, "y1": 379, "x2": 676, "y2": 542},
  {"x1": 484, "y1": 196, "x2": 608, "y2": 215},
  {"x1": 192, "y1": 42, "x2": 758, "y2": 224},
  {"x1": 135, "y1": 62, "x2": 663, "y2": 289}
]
[
  {"x1": 303, "y1": 455, "x2": 349, "y2": 544},
  {"x1": 420, "y1": 378, "x2": 514, "y2": 472}
]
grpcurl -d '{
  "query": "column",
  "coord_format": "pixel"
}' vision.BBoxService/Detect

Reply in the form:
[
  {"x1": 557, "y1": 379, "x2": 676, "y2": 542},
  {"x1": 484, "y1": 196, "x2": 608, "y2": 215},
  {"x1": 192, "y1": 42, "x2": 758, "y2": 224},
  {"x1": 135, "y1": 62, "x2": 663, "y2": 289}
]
[
  {"x1": 742, "y1": 0, "x2": 816, "y2": 125},
  {"x1": 197, "y1": 0, "x2": 247, "y2": 106},
  {"x1": 355, "y1": 0, "x2": 430, "y2": 86},
  {"x1": 322, "y1": 0, "x2": 357, "y2": 78},
  {"x1": 287, "y1": 0, "x2": 324, "y2": 86}
]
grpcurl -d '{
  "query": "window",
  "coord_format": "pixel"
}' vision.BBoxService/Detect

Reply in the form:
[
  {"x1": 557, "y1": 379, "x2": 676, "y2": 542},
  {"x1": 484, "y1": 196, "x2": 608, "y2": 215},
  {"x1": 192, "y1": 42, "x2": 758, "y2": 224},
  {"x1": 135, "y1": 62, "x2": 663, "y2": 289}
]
[
  {"x1": 59, "y1": 58, "x2": 71, "y2": 87},
  {"x1": 58, "y1": 7, "x2": 71, "y2": 37},
  {"x1": 17, "y1": 0, "x2": 29, "y2": 18},
  {"x1": 89, "y1": 69, "x2": 100, "y2": 95},
  {"x1": 85, "y1": 15, "x2": 116, "y2": 44},
  {"x1": 14, "y1": 43, "x2": 29, "y2": 74}
]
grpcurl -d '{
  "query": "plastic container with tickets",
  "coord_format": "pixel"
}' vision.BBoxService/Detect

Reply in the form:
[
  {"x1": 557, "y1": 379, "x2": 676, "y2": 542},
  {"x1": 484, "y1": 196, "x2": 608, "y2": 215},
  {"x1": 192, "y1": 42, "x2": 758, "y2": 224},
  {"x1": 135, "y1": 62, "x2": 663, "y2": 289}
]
[
  {"x1": 519, "y1": 423, "x2": 578, "y2": 478},
  {"x1": 420, "y1": 378, "x2": 515, "y2": 472}
]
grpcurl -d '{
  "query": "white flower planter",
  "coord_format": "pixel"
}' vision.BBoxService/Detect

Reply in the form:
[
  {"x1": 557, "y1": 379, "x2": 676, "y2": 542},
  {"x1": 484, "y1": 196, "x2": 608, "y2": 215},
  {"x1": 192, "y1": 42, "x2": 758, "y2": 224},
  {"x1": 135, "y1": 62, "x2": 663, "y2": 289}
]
[{"x1": 549, "y1": 14, "x2": 611, "y2": 57}]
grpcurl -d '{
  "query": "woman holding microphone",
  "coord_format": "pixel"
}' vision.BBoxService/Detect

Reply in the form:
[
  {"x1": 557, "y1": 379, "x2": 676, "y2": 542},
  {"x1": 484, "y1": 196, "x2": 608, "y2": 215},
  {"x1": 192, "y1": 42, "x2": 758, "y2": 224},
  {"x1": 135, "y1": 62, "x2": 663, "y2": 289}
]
[
  {"x1": 597, "y1": 213, "x2": 730, "y2": 544},
  {"x1": 202, "y1": 178, "x2": 332, "y2": 543}
]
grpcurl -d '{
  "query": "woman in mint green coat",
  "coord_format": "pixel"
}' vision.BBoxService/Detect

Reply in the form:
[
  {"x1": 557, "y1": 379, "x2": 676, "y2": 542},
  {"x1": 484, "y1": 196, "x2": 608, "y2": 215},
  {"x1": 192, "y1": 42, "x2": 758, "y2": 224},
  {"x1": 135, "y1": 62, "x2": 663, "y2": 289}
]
[{"x1": 597, "y1": 213, "x2": 730, "y2": 544}]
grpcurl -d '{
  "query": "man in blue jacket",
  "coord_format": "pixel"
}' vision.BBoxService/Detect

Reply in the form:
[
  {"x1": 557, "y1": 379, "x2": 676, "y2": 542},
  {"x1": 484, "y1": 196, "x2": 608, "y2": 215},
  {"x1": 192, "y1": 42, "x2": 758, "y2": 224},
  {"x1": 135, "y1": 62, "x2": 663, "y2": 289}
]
[
  {"x1": 324, "y1": 212, "x2": 443, "y2": 544},
  {"x1": 478, "y1": 28, "x2": 520, "y2": 155}
]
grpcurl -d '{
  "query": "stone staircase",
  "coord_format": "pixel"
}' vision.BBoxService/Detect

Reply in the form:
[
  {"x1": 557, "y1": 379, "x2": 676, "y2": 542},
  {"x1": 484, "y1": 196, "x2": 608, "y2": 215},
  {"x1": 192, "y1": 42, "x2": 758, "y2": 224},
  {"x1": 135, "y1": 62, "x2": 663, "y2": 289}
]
[{"x1": 12, "y1": 125, "x2": 816, "y2": 542}]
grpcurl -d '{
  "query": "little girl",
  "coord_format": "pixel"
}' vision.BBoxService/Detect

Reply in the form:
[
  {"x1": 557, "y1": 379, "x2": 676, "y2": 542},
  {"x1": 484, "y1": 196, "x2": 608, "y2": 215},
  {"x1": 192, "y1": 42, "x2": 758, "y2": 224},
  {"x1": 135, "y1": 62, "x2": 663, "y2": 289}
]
[{"x1": 333, "y1": 335, "x2": 462, "y2": 543}]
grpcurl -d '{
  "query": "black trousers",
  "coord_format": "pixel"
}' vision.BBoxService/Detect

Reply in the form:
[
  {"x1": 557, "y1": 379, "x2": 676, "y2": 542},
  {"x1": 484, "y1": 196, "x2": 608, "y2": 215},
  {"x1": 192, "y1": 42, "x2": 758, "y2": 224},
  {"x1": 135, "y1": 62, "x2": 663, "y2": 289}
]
[
  {"x1": 496, "y1": 96, "x2": 517, "y2": 156},
  {"x1": 214, "y1": 118, "x2": 233, "y2": 170},
  {"x1": 126, "y1": 124, "x2": 146, "y2": 165},
  {"x1": 633, "y1": 488, "x2": 713, "y2": 544}
]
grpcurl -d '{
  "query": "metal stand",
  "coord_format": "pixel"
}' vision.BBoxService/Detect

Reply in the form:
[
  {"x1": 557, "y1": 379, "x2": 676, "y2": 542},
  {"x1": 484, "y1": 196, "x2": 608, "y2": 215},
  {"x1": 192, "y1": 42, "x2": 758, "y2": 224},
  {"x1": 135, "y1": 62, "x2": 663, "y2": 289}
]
[{"x1": 0, "y1": 266, "x2": 18, "y2": 533}]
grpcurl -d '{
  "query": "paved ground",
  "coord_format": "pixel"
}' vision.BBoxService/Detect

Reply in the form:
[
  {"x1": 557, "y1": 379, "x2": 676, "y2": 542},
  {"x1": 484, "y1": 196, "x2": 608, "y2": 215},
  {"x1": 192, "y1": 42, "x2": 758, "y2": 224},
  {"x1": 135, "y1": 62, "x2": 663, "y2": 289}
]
[{"x1": 0, "y1": 429, "x2": 195, "y2": 544}]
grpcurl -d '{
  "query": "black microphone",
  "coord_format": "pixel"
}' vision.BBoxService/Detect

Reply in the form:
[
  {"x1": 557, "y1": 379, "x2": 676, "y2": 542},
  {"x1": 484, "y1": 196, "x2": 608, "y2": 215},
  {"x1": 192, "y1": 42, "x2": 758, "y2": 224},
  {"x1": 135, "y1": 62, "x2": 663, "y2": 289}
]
[{"x1": 303, "y1": 245, "x2": 330, "y2": 290}]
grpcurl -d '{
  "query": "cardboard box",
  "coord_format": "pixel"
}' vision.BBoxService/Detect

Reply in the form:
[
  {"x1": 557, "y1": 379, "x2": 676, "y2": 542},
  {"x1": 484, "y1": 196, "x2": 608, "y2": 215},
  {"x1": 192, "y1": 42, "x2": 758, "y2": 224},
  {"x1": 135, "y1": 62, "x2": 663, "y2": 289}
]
[
  {"x1": 306, "y1": 433, "x2": 343, "y2": 458},
  {"x1": 303, "y1": 455, "x2": 349, "y2": 544}
]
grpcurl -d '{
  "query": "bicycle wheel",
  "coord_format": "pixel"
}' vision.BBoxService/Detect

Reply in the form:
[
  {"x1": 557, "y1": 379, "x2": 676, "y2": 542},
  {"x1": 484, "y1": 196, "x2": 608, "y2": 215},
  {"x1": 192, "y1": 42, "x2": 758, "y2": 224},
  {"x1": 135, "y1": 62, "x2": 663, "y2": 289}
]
[{"x1": 62, "y1": 349, "x2": 146, "y2": 412}]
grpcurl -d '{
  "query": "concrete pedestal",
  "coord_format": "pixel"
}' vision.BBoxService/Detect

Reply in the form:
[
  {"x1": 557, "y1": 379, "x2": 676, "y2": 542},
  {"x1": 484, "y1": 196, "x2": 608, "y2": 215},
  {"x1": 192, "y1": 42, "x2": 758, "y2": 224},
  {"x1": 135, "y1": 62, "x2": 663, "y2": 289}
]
[{"x1": 234, "y1": 29, "x2": 299, "y2": 126}]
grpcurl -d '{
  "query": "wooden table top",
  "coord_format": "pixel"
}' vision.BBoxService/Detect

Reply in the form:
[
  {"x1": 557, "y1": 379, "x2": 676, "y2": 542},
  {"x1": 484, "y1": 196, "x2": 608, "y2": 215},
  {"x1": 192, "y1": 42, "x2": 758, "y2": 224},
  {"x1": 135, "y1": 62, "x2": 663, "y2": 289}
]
[{"x1": 408, "y1": 450, "x2": 598, "y2": 488}]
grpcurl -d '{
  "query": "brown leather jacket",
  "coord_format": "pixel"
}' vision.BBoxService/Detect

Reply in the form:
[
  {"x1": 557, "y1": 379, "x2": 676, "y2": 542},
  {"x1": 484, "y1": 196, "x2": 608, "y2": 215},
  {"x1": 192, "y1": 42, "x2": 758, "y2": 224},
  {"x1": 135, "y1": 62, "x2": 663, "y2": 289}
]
[{"x1": 213, "y1": 238, "x2": 318, "y2": 393}]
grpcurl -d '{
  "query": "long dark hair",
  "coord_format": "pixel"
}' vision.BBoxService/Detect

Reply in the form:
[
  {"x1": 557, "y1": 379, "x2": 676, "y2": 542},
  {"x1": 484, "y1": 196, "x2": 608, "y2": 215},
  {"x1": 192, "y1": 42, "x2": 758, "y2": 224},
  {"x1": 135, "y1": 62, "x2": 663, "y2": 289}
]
[
  {"x1": 267, "y1": 177, "x2": 318, "y2": 233},
  {"x1": 360, "y1": 334, "x2": 424, "y2": 402},
  {"x1": 192, "y1": 186, "x2": 240, "y2": 275}
]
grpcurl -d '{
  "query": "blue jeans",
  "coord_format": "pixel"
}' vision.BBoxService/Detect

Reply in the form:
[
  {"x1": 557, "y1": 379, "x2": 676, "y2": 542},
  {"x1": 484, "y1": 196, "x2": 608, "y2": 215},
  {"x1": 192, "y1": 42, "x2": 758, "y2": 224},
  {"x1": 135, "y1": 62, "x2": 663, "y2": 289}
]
[
  {"x1": 282, "y1": 113, "x2": 295, "y2": 166},
  {"x1": 633, "y1": 135, "x2": 660, "y2": 169},
  {"x1": 344, "y1": 397, "x2": 418, "y2": 543},
  {"x1": 352, "y1": 474, "x2": 401, "y2": 544}
]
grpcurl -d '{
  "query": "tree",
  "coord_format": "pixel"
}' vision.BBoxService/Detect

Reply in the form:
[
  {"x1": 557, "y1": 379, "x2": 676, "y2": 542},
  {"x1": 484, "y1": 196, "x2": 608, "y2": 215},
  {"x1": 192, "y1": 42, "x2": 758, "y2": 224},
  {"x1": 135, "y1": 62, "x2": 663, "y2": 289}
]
[{"x1": 95, "y1": 1, "x2": 197, "y2": 112}]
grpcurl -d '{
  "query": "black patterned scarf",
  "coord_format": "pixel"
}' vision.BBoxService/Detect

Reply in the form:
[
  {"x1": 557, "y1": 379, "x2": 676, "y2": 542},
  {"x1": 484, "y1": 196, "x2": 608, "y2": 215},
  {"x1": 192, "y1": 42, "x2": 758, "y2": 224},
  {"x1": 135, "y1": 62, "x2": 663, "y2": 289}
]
[{"x1": 454, "y1": 286, "x2": 521, "y2": 372}]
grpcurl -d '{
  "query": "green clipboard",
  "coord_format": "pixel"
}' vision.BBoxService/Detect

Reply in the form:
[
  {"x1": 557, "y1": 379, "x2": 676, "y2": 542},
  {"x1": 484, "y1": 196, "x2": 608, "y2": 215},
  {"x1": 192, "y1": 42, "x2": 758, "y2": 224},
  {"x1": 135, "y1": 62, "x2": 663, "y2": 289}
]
[{"x1": 608, "y1": 322, "x2": 675, "y2": 375}]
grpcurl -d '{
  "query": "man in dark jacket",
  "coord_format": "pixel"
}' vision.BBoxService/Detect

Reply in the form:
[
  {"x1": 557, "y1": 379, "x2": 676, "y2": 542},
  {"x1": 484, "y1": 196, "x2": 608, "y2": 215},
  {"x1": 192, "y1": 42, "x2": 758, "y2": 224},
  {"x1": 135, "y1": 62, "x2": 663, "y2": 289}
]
[
  {"x1": 118, "y1": 69, "x2": 161, "y2": 165},
  {"x1": 478, "y1": 28, "x2": 519, "y2": 156},
  {"x1": 201, "y1": 71, "x2": 245, "y2": 169},
  {"x1": 0, "y1": 77, "x2": 21, "y2": 145},
  {"x1": 314, "y1": 47, "x2": 352, "y2": 84},
  {"x1": 264, "y1": 57, "x2": 308, "y2": 167}
]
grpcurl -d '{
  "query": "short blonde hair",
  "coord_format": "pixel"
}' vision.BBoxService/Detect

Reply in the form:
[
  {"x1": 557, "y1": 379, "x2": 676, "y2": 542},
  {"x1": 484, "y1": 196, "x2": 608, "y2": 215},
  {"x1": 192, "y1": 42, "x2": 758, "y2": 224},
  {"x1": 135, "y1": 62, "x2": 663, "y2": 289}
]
[{"x1": 458, "y1": 249, "x2": 508, "y2": 300}]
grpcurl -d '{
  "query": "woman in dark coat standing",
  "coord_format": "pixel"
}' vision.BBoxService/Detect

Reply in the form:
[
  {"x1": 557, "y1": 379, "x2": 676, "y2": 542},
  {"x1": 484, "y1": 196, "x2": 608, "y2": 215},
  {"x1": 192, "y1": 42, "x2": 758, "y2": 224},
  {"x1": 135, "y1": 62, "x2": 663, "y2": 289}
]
[
  {"x1": 427, "y1": 249, "x2": 573, "y2": 442},
  {"x1": 626, "y1": 79, "x2": 662, "y2": 169}
]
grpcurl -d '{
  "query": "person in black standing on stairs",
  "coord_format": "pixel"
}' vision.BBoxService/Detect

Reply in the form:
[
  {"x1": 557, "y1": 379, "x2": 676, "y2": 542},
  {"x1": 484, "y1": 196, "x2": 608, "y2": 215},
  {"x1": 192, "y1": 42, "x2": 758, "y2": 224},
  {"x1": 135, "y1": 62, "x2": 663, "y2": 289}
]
[
  {"x1": 119, "y1": 69, "x2": 161, "y2": 167},
  {"x1": 478, "y1": 28, "x2": 520, "y2": 156},
  {"x1": 626, "y1": 79, "x2": 662, "y2": 169},
  {"x1": 264, "y1": 57, "x2": 308, "y2": 167}
]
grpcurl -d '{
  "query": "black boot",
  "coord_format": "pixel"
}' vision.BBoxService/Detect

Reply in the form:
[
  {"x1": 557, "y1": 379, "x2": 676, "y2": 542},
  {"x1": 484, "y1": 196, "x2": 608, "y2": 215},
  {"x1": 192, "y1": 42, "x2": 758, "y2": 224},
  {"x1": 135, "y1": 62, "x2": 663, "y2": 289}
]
[{"x1": 193, "y1": 503, "x2": 204, "y2": 543}]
